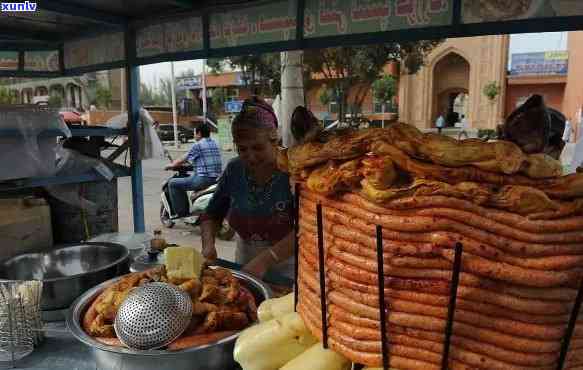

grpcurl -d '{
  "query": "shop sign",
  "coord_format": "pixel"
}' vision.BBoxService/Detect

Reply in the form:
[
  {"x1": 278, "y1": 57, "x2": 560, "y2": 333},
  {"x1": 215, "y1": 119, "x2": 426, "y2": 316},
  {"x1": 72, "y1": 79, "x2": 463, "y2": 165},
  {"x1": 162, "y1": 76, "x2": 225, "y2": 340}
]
[
  {"x1": 0, "y1": 51, "x2": 18, "y2": 70},
  {"x1": 136, "y1": 16, "x2": 203, "y2": 58},
  {"x1": 24, "y1": 50, "x2": 59, "y2": 72},
  {"x1": 176, "y1": 76, "x2": 202, "y2": 90},
  {"x1": 303, "y1": 0, "x2": 452, "y2": 38},
  {"x1": 510, "y1": 51, "x2": 568, "y2": 75},
  {"x1": 64, "y1": 32, "x2": 124, "y2": 69},
  {"x1": 210, "y1": 1, "x2": 297, "y2": 48},
  {"x1": 463, "y1": 0, "x2": 583, "y2": 23}
]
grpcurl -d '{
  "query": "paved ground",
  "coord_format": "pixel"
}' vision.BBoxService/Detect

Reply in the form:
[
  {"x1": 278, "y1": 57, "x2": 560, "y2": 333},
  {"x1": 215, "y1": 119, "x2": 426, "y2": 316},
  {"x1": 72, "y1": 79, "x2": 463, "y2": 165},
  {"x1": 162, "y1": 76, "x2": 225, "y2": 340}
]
[{"x1": 116, "y1": 141, "x2": 238, "y2": 260}]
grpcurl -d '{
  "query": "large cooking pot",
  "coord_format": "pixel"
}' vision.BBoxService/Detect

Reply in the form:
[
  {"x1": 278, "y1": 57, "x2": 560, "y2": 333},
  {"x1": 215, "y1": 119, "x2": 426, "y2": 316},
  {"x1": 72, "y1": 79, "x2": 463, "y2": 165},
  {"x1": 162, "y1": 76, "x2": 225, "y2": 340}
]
[
  {"x1": 0, "y1": 242, "x2": 130, "y2": 311},
  {"x1": 67, "y1": 269, "x2": 271, "y2": 370}
]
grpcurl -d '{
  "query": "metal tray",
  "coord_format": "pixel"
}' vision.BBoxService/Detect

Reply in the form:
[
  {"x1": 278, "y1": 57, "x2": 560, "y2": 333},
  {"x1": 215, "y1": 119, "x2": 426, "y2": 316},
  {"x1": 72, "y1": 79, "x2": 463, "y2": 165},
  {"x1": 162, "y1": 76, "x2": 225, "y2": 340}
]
[{"x1": 66, "y1": 269, "x2": 271, "y2": 370}]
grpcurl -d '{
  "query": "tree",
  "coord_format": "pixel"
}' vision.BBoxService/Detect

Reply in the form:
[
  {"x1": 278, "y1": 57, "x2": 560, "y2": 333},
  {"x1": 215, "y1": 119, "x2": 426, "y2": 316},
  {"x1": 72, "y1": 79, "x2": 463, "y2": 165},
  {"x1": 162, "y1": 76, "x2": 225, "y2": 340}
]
[
  {"x1": 210, "y1": 87, "x2": 227, "y2": 115},
  {"x1": 95, "y1": 84, "x2": 113, "y2": 109},
  {"x1": 208, "y1": 54, "x2": 280, "y2": 97},
  {"x1": 303, "y1": 40, "x2": 441, "y2": 121},
  {"x1": 372, "y1": 74, "x2": 397, "y2": 127},
  {"x1": 0, "y1": 87, "x2": 17, "y2": 104},
  {"x1": 319, "y1": 85, "x2": 333, "y2": 107},
  {"x1": 47, "y1": 94, "x2": 63, "y2": 108}
]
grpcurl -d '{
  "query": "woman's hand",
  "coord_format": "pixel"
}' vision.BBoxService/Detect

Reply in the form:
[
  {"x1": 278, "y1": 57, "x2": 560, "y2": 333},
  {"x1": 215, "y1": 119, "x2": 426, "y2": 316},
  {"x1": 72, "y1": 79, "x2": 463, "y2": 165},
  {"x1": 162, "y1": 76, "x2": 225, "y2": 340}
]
[{"x1": 200, "y1": 218, "x2": 218, "y2": 263}]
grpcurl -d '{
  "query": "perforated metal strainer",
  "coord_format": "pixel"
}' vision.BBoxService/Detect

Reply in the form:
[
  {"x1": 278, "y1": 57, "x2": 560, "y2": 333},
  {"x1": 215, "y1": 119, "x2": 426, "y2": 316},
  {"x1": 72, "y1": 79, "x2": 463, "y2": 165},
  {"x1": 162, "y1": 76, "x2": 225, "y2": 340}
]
[{"x1": 114, "y1": 282, "x2": 192, "y2": 350}]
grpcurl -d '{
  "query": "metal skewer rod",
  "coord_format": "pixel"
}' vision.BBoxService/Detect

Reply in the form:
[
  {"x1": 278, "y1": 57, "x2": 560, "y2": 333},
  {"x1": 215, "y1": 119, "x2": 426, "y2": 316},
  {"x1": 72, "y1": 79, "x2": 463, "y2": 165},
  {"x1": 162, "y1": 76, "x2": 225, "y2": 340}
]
[
  {"x1": 376, "y1": 225, "x2": 389, "y2": 370},
  {"x1": 293, "y1": 182, "x2": 300, "y2": 311},
  {"x1": 441, "y1": 242, "x2": 463, "y2": 370},
  {"x1": 556, "y1": 276, "x2": 583, "y2": 369},
  {"x1": 316, "y1": 203, "x2": 328, "y2": 348}
]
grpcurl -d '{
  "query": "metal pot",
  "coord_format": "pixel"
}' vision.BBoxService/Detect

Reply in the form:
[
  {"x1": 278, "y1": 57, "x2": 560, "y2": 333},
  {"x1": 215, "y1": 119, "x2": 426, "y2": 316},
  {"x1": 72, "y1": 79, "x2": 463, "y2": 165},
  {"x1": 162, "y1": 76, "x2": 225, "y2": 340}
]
[
  {"x1": 0, "y1": 242, "x2": 130, "y2": 311},
  {"x1": 67, "y1": 269, "x2": 272, "y2": 370}
]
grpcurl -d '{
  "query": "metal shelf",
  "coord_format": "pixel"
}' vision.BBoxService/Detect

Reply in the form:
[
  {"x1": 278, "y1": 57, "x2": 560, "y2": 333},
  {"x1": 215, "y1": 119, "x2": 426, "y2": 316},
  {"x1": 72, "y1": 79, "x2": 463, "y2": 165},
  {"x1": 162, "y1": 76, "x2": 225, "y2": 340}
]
[
  {"x1": 0, "y1": 127, "x2": 128, "y2": 137},
  {"x1": 0, "y1": 163, "x2": 130, "y2": 192}
]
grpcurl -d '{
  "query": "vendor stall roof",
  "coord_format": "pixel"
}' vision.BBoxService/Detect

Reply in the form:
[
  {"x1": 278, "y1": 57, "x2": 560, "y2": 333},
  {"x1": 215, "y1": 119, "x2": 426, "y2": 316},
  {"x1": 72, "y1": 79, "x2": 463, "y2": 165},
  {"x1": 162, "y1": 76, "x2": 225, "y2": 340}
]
[{"x1": 2, "y1": 0, "x2": 583, "y2": 77}]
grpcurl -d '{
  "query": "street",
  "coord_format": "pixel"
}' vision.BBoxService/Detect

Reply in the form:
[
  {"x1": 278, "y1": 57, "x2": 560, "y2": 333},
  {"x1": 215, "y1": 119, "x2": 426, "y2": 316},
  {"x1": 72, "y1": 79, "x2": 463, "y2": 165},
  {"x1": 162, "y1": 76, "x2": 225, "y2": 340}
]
[{"x1": 116, "y1": 143, "x2": 238, "y2": 260}]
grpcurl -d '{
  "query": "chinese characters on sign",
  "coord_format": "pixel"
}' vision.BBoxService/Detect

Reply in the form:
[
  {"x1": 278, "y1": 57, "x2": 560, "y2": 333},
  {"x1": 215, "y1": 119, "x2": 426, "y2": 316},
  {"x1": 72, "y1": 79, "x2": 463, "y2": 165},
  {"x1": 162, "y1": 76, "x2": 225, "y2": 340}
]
[
  {"x1": 304, "y1": 0, "x2": 451, "y2": 38},
  {"x1": 136, "y1": 17, "x2": 203, "y2": 58},
  {"x1": 510, "y1": 51, "x2": 568, "y2": 76}
]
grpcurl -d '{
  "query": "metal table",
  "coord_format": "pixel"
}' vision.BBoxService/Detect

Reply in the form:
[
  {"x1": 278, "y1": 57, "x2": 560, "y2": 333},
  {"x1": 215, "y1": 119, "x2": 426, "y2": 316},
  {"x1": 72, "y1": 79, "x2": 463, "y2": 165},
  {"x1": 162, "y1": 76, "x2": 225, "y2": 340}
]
[{"x1": 8, "y1": 322, "x2": 242, "y2": 370}]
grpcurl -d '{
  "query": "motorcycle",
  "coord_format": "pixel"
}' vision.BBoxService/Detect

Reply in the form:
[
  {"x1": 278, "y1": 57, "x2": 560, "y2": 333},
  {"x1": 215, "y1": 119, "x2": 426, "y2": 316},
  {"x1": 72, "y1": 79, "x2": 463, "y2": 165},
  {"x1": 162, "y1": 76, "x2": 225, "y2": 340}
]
[{"x1": 159, "y1": 156, "x2": 235, "y2": 241}]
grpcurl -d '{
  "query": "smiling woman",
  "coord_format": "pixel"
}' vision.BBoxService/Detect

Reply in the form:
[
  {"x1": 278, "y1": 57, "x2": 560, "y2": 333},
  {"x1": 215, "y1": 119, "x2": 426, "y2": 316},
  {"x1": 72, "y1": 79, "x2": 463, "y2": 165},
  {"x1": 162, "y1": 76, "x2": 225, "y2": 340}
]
[{"x1": 200, "y1": 97, "x2": 296, "y2": 281}]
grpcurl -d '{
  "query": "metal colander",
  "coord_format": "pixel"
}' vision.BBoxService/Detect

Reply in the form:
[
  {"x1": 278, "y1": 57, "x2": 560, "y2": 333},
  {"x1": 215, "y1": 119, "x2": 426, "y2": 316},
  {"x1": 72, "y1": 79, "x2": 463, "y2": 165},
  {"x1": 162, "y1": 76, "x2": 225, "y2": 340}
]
[{"x1": 114, "y1": 283, "x2": 192, "y2": 350}]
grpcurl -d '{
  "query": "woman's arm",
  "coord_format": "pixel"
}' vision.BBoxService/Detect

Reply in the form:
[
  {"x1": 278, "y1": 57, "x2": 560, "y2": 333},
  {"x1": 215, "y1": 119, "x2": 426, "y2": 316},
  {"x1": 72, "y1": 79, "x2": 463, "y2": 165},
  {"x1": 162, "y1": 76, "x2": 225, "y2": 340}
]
[
  {"x1": 199, "y1": 161, "x2": 232, "y2": 261},
  {"x1": 242, "y1": 231, "x2": 295, "y2": 278},
  {"x1": 200, "y1": 218, "x2": 218, "y2": 261}
]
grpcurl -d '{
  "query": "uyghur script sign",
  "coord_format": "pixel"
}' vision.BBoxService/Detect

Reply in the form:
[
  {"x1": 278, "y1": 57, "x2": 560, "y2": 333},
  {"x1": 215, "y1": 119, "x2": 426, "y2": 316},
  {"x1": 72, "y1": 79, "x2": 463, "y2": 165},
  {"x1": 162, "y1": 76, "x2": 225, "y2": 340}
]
[
  {"x1": 303, "y1": 0, "x2": 452, "y2": 38},
  {"x1": 510, "y1": 51, "x2": 568, "y2": 76},
  {"x1": 64, "y1": 33, "x2": 124, "y2": 69},
  {"x1": 137, "y1": 16, "x2": 203, "y2": 58},
  {"x1": 463, "y1": 0, "x2": 583, "y2": 23},
  {"x1": 210, "y1": 1, "x2": 298, "y2": 48},
  {"x1": 24, "y1": 50, "x2": 59, "y2": 72},
  {"x1": 0, "y1": 51, "x2": 18, "y2": 70}
]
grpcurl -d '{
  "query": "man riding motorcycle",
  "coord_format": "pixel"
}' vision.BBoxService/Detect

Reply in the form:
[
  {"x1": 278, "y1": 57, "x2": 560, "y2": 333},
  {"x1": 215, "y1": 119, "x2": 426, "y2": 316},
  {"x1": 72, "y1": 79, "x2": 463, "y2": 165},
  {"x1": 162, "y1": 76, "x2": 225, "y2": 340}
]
[{"x1": 164, "y1": 124, "x2": 222, "y2": 218}]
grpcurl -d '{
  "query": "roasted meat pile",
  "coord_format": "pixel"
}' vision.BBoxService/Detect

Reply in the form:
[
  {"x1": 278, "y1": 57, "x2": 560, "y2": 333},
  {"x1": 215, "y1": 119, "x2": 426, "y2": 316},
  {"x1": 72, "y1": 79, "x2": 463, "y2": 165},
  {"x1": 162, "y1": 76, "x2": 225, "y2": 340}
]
[
  {"x1": 279, "y1": 122, "x2": 583, "y2": 369},
  {"x1": 83, "y1": 266, "x2": 257, "y2": 350}
]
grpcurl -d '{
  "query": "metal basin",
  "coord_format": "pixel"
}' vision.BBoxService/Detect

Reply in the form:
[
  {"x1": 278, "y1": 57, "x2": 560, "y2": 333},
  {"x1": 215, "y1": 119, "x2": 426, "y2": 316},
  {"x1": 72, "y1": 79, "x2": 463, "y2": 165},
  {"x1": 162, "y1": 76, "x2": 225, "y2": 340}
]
[
  {"x1": 0, "y1": 242, "x2": 130, "y2": 311},
  {"x1": 67, "y1": 269, "x2": 271, "y2": 370}
]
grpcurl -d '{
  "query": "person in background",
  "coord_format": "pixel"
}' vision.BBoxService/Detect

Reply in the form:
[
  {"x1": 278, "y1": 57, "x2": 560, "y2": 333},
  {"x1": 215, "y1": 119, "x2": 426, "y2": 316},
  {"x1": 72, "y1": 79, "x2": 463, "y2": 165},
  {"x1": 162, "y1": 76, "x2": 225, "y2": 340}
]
[
  {"x1": 200, "y1": 97, "x2": 295, "y2": 279},
  {"x1": 165, "y1": 124, "x2": 222, "y2": 218},
  {"x1": 436, "y1": 113, "x2": 445, "y2": 135},
  {"x1": 458, "y1": 114, "x2": 469, "y2": 140},
  {"x1": 563, "y1": 117, "x2": 573, "y2": 143}
]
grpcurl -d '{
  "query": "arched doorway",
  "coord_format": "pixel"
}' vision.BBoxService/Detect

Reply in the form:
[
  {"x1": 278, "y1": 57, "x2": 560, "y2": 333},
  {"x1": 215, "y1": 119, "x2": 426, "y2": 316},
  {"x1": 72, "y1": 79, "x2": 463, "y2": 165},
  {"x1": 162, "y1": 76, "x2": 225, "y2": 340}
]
[{"x1": 432, "y1": 52, "x2": 470, "y2": 127}]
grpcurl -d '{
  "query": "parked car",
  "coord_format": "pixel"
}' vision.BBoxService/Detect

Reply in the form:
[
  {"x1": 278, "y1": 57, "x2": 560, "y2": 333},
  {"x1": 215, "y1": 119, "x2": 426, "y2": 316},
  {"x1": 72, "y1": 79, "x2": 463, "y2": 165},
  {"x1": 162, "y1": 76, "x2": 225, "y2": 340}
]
[{"x1": 156, "y1": 124, "x2": 194, "y2": 143}]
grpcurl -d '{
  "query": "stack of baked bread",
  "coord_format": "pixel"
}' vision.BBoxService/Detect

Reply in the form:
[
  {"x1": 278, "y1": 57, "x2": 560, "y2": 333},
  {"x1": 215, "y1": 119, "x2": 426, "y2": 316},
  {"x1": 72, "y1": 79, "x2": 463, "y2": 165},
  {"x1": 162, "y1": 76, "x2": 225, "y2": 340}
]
[{"x1": 278, "y1": 123, "x2": 583, "y2": 369}]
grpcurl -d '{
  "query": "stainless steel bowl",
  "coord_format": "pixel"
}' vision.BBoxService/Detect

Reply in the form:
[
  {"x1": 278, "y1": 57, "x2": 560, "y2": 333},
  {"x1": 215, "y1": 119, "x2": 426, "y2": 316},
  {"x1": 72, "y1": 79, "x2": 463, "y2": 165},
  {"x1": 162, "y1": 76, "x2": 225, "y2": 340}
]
[
  {"x1": 67, "y1": 269, "x2": 271, "y2": 370},
  {"x1": 0, "y1": 242, "x2": 130, "y2": 311}
]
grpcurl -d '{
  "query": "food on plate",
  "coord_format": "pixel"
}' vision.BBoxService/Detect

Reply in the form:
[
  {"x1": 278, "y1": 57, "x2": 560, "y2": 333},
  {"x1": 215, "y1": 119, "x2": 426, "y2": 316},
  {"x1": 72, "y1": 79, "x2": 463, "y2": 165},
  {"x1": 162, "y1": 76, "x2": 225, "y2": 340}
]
[
  {"x1": 234, "y1": 311, "x2": 317, "y2": 370},
  {"x1": 164, "y1": 246, "x2": 205, "y2": 280},
  {"x1": 277, "y1": 116, "x2": 583, "y2": 368},
  {"x1": 280, "y1": 342, "x2": 351, "y2": 370},
  {"x1": 82, "y1": 248, "x2": 258, "y2": 350},
  {"x1": 257, "y1": 292, "x2": 294, "y2": 323}
]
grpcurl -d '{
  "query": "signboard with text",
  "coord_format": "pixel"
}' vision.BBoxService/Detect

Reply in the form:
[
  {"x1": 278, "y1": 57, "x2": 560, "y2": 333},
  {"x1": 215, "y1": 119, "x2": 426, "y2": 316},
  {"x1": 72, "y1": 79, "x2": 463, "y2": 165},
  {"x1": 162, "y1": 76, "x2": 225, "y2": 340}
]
[
  {"x1": 210, "y1": 1, "x2": 298, "y2": 48},
  {"x1": 64, "y1": 33, "x2": 124, "y2": 69},
  {"x1": 303, "y1": 0, "x2": 452, "y2": 38},
  {"x1": 0, "y1": 52, "x2": 18, "y2": 70},
  {"x1": 510, "y1": 51, "x2": 568, "y2": 76},
  {"x1": 24, "y1": 51, "x2": 59, "y2": 72},
  {"x1": 136, "y1": 16, "x2": 203, "y2": 58},
  {"x1": 463, "y1": 0, "x2": 583, "y2": 23}
]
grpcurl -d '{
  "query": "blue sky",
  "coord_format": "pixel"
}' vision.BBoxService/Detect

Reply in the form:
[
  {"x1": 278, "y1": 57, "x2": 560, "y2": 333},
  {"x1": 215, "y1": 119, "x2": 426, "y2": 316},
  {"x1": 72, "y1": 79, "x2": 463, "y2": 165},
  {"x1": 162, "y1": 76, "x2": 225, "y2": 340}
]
[{"x1": 140, "y1": 32, "x2": 568, "y2": 87}]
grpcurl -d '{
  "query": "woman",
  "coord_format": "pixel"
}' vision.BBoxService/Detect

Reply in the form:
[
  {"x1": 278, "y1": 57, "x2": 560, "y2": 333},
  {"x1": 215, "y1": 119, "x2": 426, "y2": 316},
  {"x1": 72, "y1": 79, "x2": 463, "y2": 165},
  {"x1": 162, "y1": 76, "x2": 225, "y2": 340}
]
[{"x1": 200, "y1": 97, "x2": 295, "y2": 279}]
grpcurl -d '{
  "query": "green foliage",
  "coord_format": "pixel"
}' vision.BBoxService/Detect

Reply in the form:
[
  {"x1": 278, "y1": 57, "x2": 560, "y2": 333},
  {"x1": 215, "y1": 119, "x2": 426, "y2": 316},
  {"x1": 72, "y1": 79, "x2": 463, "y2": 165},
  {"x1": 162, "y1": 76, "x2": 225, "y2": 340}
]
[
  {"x1": 319, "y1": 86, "x2": 333, "y2": 107},
  {"x1": 214, "y1": 53, "x2": 281, "y2": 97},
  {"x1": 483, "y1": 81, "x2": 501, "y2": 101},
  {"x1": 303, "y1": 40, "x2": 442, "y2": 120},
  {"x1": 478, "y1": 129, "x2": 497, "y2": 140},
  {"x1": 0, "y1": 87, "x2": 17, "y2": 104},
  {"x1": 95, "y1": 84, "x2": 113, "y2": 109},
  {"x1": 372, "y1": 74, "x2": 397, "y2": 104},
  {"x1": 210, "y1": 88, "x2": 227, "y2": 114},
  {"x1": 47, "y1": 94, "x2": 63, "y2": 108}
]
